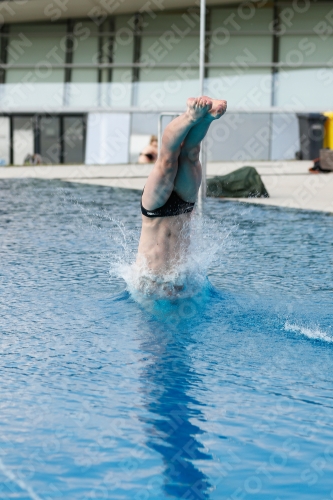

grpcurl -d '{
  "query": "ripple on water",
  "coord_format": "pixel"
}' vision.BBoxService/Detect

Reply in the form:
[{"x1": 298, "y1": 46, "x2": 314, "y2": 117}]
[{"x1": 1, "y1": 180, "x2": 333, "y2": 500}]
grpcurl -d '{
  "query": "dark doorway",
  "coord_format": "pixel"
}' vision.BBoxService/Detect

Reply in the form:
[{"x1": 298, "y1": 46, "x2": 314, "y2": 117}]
[
  {"x1": 8, "y1": 113, "x2": 86, "y2": 165},
  {"x1": 40, "y1": 116, "x2": 61, "y2": 164},
  {"x1": 63, "y1": 116, "x2": 85, "y2": 164}
]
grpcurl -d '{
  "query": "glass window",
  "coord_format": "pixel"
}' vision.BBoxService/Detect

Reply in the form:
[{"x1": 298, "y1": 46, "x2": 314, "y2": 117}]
[
  {"x1": 275, "y1": 68, "x2": 333, "y2": 109},
  {"x1": 71, "y1": 21, "x2": 99, "y2": 83},
  {"x1": 210, "y1": 7, "x2": 273, "y2": 32},
  {"x1": 280, "y1": 3, "x2": 333, "y2": 32},
  {"x1": 39, "y1": 116, "x2": 60, "y2": 164},
  {"x1": 0, "y1": 82, "x2": 65, "y2": 109},
  {"x1": 113, "y1": 16, "x2": 134, "y2": 65},
  {"x1": 66, "y1": 83, "x2": 99, "y2": 107},
  {"x1": 71, "y1": 69, "x2": 98, "y2": 83},
  {"x1": 6, "y1": 69, "x2": 64, "y2": 84},
  {"x1": 209, "y1": 36, "x2": 272, "y2": 64},
  {"x1": 13, "y1": 116, "x2": 34, "y2": 165},
  {"x1": 280, "y1": 36, "x2": 333, "y2": 64},
  {"x1": 137, "y1": 68, "x2": 199, "y2": 108},
  {"x1": 112, "y1": 68, "x2": 132, "y2": 83},
  {"x1": 97, "y1": 17, "x2": 134, "y2": 83},
  {"x1": 207, "y1": 69, "x2": 272, "y2": 108},
  {"x1": 7, "y1": 23, "x2": 66, "y2": 83},
  {"x1": 63, "y1": 116, "x2": 85, "y2": 164},
  {"x1": 140, "y1": 35, "x2": 199, "y2": 65},
  {"x1": 139, "y1": 67, "x2": 198, "y2": 83},
  {"x1": 142, "y1": 12, "x2": 199, "y2": 34}
]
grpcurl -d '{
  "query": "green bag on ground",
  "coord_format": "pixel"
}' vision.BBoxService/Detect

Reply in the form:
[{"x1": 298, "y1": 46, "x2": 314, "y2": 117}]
[{"x1": 206, "y1": 166, "x2": 269, "y2": 198}]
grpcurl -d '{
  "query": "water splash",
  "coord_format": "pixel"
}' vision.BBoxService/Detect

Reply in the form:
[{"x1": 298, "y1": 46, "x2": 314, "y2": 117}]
[
  {"x1": 58, "y1": 188, "x2": 235, "y2": 316},
  {"x1": 112, "y1": 212, "x2": 234, "y2": 303},
  {"x1": 285, "y1": 321, "x2": 333, "y2": 343}
]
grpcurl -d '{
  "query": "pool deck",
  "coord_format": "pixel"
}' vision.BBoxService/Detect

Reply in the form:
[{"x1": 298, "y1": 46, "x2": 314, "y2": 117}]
[{"x1": 1, "y1": 161, "x2": 333, "y2": 214}]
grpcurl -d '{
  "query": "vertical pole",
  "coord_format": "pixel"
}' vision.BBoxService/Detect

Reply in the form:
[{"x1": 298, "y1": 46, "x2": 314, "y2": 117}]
[
  {"x1": 269, "y1": 0, "x2": 280, "y2": 161},
  {"x1": 198, "y1": 0, "x2": 206, "y2": 206},
  {"x1": 199, "y1": 0, "x2": 206, "y2": 96}
]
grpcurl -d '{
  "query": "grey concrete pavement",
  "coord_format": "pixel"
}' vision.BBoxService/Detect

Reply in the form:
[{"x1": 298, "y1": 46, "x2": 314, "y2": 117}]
[{"x1": 1, "y1": 161, "x2": 332, "y2": 213}]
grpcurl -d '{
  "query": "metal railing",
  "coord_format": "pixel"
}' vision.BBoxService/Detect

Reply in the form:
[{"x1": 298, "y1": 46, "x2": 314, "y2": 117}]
[{"x1": 157, "y1": 112, "x2": 180, "y2": 156}]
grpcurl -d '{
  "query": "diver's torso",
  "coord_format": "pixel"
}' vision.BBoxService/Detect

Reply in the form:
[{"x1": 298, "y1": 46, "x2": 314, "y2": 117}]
[{"x1": 137, "y1": 212, "x2": 192, "y2": 274}]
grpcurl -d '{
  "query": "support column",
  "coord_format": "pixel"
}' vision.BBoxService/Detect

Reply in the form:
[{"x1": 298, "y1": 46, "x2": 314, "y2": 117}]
[
  {"x1": 64, "y1": 19, "x2": 74, "y2": 106},
  {"x1": 0, "y1": 25, "x2": 9, "y2": 84},
  {"x1": 108, "y1": 17, "x2": 115, "y2": 83},
  {"x1": 131, "y1": 13, "x2": 143, "y2": 106}
]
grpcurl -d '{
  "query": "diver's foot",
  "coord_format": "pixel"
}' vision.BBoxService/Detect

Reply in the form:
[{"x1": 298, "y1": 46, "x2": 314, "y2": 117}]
[
  {"x1": 202, "y1": 96, "x2": 227, "y2": 120},
  {"x1": 186, "y1": 96, "x2": 212, "y2": 123}
]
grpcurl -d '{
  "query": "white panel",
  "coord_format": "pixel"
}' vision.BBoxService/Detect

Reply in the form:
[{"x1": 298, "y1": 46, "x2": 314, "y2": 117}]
[
  {"x1": 85, "y1": 113, "x2": 130, "y2": 165},
  {"x1": 206, "y1": 113, "x2": 270, "y2": 161},
  {"x1": 13, "y1": 128, "x2": 34, "y2": 165},
  {"x1": 270, "y1": 113, "x2": 299, "y2": 161},
  {"x1": 0, "y1": 83, "x2": 64, "y2": 109},
  {"x1": 207, "y1": 70, "x2": 272, "y2": 108},
  {"x1": 67, "y1": 82, "x2": 132, "y2": 108},
  {"x1": 0, "y1": 117, "x2": 10, "y2": 165},
  {"x1": 276, "y1": 68, "x2": 333, "y2": 109},
  {"x1": 137, "y1": 70, "x2": 199, "y2": 109},
  {"x1": 130, "y1": 134, "x2": 151, "y2": 163}
]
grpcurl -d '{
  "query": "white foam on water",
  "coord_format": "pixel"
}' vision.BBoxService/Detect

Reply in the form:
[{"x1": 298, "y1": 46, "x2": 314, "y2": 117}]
[
  {"x1": 58, "y1": 189, "x2": 236, "y2": 306},
  {"x1": 284, "y1": 321, "x2": 333, "y2": 343},
  {"x1": 110, "y1": 211, "x2": 235, "y2": 314}
]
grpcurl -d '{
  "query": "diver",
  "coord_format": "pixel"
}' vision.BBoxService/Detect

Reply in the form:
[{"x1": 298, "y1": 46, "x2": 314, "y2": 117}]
[{"x1": 136, "y1": 96, "x2": 227, "y2": 296}]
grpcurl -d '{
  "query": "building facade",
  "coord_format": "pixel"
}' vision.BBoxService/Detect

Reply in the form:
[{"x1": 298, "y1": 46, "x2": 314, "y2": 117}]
[{"x1": 0, "y1": 0, "x2": 332, "y2": 165}]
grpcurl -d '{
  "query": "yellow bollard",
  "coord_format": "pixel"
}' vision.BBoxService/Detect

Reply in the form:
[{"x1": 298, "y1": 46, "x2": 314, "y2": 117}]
[{"x1": 323, "y1": 111, "x2": 333, "y2": 149}]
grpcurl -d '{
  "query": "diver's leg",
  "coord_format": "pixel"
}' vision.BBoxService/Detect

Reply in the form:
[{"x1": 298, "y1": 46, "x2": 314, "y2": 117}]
[
  {"x1": 174, "y1": 98, "x2": 227, "y2": 202},
  {"x1": 141, "y1": 97, "x2": 212, "y2": 211}
]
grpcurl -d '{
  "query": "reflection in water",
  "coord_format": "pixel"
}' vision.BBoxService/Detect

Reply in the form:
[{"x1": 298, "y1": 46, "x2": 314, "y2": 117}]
[{"x1": 139, "y1": 314, "x2": 212, "y2": 500}]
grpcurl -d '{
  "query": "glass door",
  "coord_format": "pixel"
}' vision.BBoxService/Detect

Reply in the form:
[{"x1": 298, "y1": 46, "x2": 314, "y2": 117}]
[
  {"x1": 63, "y1": 116, "x2": 85, "y2": 164},
  {"x1": 40, "y1": 116, "x2": 61, "y2": 164},
  {"x1": 12, "y1": 116, "x2": 34, "y2": 165}
]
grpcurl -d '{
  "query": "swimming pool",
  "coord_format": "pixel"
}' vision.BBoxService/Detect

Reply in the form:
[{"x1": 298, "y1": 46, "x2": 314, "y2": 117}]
[{"x1": 1, "y1": 179, "x2": 333, "y2": 500}]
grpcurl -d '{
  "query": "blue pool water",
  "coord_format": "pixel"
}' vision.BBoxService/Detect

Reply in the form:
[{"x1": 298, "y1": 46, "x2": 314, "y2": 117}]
[{"x1": 1, "y1": 179, "x2": 333, "y2": 500}]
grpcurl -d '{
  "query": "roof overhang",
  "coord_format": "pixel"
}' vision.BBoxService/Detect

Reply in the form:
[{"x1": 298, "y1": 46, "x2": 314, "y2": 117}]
[{"x1": 0, "y1": 0, "x2": 241, "y2": 24}]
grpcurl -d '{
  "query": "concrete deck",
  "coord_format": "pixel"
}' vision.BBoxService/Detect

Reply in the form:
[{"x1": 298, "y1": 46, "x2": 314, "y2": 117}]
[{"x1": 1, "y1": 161, "x2": 333, "y2": 214}]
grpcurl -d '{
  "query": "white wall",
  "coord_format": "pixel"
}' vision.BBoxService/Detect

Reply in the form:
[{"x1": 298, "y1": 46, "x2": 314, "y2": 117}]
[
  {"x1": 85, "y1": 113, "x2": 131, "y2": 165},
  {"x1": 0, "y1": 117, "x2": 10, "y2": 166}
]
